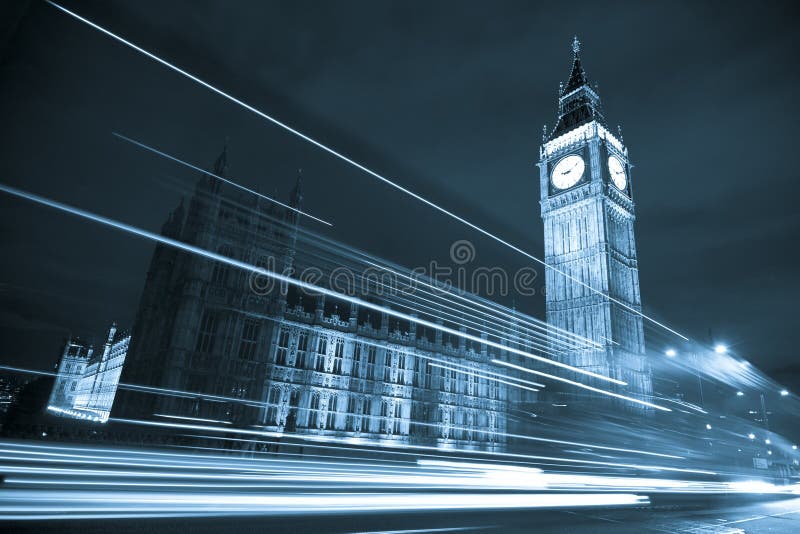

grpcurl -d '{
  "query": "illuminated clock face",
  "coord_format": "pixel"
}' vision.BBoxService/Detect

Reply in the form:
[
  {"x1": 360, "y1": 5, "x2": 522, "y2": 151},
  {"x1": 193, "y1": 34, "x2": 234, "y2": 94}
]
[
  {"x1": 551, "y1": 155, "x2": 585, "y2": 190},
  {"x1": 608, "y1": 155, "x2": 627, "y2": 191}
]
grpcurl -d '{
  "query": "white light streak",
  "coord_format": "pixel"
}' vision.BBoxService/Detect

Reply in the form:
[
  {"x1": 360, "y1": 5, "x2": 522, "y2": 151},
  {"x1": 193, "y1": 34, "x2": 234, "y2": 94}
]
[
  {"x1": 109, "y1": 418, "x2": 714, "y2": 474},
  {"x1": 491, "y1": 359, "x2": 671, "y2": 412},
  {"x1": 112, "y1": 132, "x2": 332, "y2": 226},
  {"x1": 153, "y1": 413, "x2": 232, "y2": 425},
  {"x1": 426, "y1": 363, "x2": 539, "y2": 394}
]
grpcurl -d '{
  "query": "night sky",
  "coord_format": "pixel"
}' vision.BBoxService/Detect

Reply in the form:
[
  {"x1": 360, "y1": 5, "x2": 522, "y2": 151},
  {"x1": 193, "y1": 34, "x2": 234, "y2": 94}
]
[{"x1": 1, "y1": 0, "x2": 798, "y2": 390}]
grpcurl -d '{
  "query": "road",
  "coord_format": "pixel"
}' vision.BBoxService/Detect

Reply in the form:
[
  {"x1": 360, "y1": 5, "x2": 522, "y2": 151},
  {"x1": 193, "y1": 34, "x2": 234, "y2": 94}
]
[
  {"x1": 0, "y1": 439, "x2": 798, "y2": 533},
  {"x1": 4, "y1": 497, "x2": 799, "y2": 533}
]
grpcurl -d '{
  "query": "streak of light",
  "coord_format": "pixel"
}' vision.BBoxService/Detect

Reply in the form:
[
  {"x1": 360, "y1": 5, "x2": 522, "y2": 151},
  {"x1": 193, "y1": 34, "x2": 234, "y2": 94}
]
[
  {"x1": 426, "y1": 362, "x2": 540, "y2": 393},
  {"x1": 359, "y1": 259, "x2": 600, "y2": 351},
  {"x1": 0, "y1": 183, "x2": 632, "y2": 391},
  {"x1": 0, "y1": 364, "x2": 679, "y2": 462},
  {"x1": 44, "y1": 0, "x2": 689, "y2": 342},
  {"x1": 112, "y1": 132, "x2": 332, "y2": 226},
  {"x1": 491, "y1": 359, "x2": 671, "y2": 412},
  {"x1": 0, "y1": 490, "x2": 650, "y2": 519},
  {"x1": 109, "y1": 417, "x2": 713, "y2": 474},
  {"x1": 412, "y1": 353, "x2": 545, "y2": 388},
  {"x1": 153, "y1": 413, "x2": 232, "y2": 425}
]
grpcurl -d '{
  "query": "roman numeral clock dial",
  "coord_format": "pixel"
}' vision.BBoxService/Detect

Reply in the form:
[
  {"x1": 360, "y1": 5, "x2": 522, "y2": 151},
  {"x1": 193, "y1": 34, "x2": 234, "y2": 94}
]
[
  {"x1": 608, "y1": 155, "x2": 628, "y2": 191},
  {"x1": 551, "y1": 154, "x2": 585, "y2": 190}
]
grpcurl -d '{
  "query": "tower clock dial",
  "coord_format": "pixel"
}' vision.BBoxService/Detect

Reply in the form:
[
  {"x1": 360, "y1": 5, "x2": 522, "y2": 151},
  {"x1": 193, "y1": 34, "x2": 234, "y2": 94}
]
[
  {"x1": 608, "y1": 155, "x2": 627, "y2": 191},
  {"x1": 551, "y1": 154, "x2": 585, "y2": 190}
]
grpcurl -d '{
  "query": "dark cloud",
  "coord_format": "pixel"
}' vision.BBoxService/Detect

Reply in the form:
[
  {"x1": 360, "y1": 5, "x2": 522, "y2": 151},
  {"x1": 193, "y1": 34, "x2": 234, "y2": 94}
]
[{"x1": 0, "y1": 0, "x2": 798, "y2": 383}]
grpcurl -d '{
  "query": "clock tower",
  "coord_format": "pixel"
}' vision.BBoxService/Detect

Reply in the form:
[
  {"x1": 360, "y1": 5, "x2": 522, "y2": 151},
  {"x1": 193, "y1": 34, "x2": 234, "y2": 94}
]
[{"x1": 538, "y1": 37, "x2": 652, "y2": 409}]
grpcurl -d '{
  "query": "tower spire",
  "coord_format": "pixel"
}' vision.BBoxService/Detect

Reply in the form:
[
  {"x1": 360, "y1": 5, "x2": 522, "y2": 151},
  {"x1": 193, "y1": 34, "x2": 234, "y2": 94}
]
[
  {"x1": 212, "y1": 138, "x2": 228, "y2": 176},
  {"x1": 289, "y1": 168, "x2": 304, "y2": 210},
  {"x1": 547, "y1": 36, "x2": 605, "y2": 140},
  {"x1": 562, "y1": 36, "x2": 589, "y2": 96}
]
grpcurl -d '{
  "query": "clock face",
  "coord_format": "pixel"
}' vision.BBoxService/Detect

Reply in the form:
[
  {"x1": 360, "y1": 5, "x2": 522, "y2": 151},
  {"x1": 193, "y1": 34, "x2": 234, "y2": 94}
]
[
  {"x1": 551, "y1": 154, "x2": 585, "y2": 190},
  {"x1": 608, "y1": 155, "x2": 627, "y2": 191}
]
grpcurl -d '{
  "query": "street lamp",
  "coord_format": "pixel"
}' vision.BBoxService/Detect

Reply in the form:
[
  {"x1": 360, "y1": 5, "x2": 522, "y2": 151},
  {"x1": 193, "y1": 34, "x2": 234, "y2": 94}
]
[
  {"x1": 748, "y1": 433, "x2": 756, "y2": 440},
  {"x1": 705, "y1": 423, "x2": 712, "y2": 430},
  {"x1": 793, "y1": 445, "x2": 797, "y2": 450},
  {"x1": 780, "y1": 389, "x2": 789, "y2": 396},
  {"x1": 767, "y1": 450, "x2": 772, "y2": 455},
  {"x1": 736, "y1": 391, "x2": 744, "y2": 397},
  {"x1": 714, "y1": 344, "x2": 727, "y2": 354},
  {"x1": 765, "y1": 438, "x2": 771, "y2": 445},
  {"x1": 665, "y1": 349, "x2": 677, "y2": 358}
]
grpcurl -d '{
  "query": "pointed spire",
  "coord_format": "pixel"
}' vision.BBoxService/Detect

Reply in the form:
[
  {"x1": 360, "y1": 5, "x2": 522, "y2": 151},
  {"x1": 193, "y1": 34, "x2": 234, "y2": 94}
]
[
  {"x1": 562, "y1": 36, "x2": 589, "y2": 96},
  {"x1": 289, "y1": 168, "x2": 304, "y2": 210},
  {"x1": 212, "y1": 138, "x2": 228, "y2": 176},
  {"x1": 547, "y1": 36, "x2": 606, "y2": 141}
]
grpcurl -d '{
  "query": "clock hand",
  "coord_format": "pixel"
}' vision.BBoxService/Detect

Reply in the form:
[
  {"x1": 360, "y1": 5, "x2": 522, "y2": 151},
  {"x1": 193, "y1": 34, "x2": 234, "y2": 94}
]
[{"x1": 561, "y1": 163, "x2": 580, "y2": 176}]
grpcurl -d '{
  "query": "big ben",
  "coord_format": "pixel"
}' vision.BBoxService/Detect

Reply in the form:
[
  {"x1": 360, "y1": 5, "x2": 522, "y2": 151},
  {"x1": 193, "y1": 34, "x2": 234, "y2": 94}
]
[{"x1": 538, "y1": 37, "x2": 652, "y2": 409}]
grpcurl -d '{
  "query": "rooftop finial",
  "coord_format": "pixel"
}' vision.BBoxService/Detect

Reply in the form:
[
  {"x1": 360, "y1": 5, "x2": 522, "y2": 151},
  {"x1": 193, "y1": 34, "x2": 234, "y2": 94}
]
[{"x1": 572, "y1": 35, "x2": 581, "y2": 55}]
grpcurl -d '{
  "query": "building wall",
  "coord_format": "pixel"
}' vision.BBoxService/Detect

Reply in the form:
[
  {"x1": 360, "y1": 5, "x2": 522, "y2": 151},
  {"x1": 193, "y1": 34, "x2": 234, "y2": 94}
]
[
  {"x1": 48, "y1": 325, "x2": 130, "y2": 422},
  {"x1": 73, "y1": 326, "x2": 131, "y2": 420},
  {"x1": 48, "y1": 340, "x2": 91, "y2": 411},
  {"x1": 115, "y1": 154, "x2": 531, "y2": 450}
]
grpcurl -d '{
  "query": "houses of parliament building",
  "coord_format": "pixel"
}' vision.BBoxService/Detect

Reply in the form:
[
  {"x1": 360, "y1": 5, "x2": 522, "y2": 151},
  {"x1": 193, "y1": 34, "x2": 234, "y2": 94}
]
[
  {"x1": 47, "y1": 38, "x2": 653, "y2": 447},
  {"x1": 113, "y1": 144, "x2": 528, "y2": 450}
]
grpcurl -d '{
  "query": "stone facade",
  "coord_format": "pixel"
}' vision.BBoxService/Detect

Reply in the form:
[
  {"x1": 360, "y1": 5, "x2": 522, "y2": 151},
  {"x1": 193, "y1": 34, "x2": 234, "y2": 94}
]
[
  {"x1": 48, "y1": 324, "x2": 130, "y2": 421},
  {"x1": 115, "y1": 147, "x2": 527, "y2": 450},
  {"x1": 48, "y1": 339, "x2": 92, "y2": 413}
]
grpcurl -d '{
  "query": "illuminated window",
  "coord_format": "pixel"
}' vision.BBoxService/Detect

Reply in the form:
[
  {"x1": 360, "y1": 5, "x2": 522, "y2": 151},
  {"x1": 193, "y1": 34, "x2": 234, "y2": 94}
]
[
  {"x1": 315, "y1": 337, "x2": 328, "y2": 372},
  {"x1": 308, "y1": 394, "x2": 320, "y2": 428},
  {"x1": 275, "y1": 328, "x2": 290, "y2": 365},
  {"x1": 326, "y1": 395, "x2": 338, "y2": 429},
  {"x1": 295, "y1": 332, "x2": 308, "y2": 368}
]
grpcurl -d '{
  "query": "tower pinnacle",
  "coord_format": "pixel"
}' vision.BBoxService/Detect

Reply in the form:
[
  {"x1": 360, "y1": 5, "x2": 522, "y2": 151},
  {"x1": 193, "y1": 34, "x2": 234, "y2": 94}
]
[{"x1": 547, "y1": 36, "x2": 605, "y2": 140}]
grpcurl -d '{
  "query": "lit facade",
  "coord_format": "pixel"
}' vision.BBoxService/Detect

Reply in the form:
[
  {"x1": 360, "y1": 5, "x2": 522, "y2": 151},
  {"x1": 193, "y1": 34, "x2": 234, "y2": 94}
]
[
  {"x1": 48, "y1": 339, "x2": 92, "y2": 413},
  {"x1": 538, "y1": 38, "x2": 652, "y2": 407},
  {"x1": 48, "y1": 324, "x2": 130, "y2": 422}
]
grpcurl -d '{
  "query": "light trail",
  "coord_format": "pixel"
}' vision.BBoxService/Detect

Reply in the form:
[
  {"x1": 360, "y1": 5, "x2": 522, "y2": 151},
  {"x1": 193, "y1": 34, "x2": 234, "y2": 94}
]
[
  {"x1": 111, "y1": 131, "x2": 333, "y2": 226},
  {"x1": 491, "y1": 359, "x2": 671, "y2": 412},
  {"x1": 44, "y1": 0, "x2": 688, "y2": 342},
  {"x1": 0, "y1": 440, "x2": 793, "y2": 522},
  {"x1": 411, "y1": 353, "x2": 546, "y2": 388},
  {"x1": 360, "y1": 258, "x2": 601, "y2": 351},
  {"x1": 0, "y1": 490, "x2": 649, "y2": 519},
  {"x1": 153, "y1": 413, "x2": 233, "y2": 425},
  {"x1": 216, "y1": 310, "x2": 554, "y2": 388},
  {"x1": 108, "y1": 417, "x2": 712, "y2": 474},
  {"x1": 427, "y1": 362, "x2": 540, "y2": 394},
  {"x1": 0, "y1": 364, "x2": 682, "y2": 462},
  {"x1": 286, "y1": 223, "x2": 599, "y2": 353},
  {"x1": 362, "y1": 278, "x2": 586, "y2": 357},
  {"x1": 0, "y1": 182, "x2": 638, "y2": 393}
]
